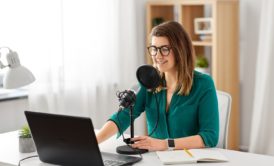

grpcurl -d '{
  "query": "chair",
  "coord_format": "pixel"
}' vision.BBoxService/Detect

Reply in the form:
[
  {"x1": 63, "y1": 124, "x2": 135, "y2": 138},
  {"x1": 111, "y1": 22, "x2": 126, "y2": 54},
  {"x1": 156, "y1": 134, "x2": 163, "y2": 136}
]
[{"x1": 216, "y1": 90, "x2": 232, "y2": 149}]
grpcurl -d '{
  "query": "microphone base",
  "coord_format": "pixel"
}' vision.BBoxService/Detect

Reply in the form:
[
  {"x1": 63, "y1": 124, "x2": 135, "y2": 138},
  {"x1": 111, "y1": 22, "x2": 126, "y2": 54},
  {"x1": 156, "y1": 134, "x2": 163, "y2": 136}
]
[{"x1": 116, "y1": 145, "x2": 148, "y2": 155}]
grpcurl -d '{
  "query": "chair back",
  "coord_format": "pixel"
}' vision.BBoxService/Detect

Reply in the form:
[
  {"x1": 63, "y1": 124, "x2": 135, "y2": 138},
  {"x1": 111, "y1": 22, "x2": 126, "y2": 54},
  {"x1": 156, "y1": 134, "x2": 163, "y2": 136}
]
[{"x1": 216, "y1": 90, "x2": 232, "y2": 149}]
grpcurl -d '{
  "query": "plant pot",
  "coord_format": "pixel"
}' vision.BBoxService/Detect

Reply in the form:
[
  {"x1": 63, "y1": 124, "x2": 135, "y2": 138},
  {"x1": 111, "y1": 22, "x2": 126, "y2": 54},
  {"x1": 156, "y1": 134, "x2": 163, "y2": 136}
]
[
  {"x1": 195, "y1": 67, "x2": 209, "y2": 74},
  {"x1": 19, "y1": 137, "x2": 36, "y2": 153}
]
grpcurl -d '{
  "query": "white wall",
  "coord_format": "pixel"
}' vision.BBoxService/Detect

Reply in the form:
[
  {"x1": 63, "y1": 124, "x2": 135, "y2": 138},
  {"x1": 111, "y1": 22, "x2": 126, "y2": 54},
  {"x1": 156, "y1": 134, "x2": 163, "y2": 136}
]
[{"x1": 239, "y1": 0, "x2": 262, "y2": 150}]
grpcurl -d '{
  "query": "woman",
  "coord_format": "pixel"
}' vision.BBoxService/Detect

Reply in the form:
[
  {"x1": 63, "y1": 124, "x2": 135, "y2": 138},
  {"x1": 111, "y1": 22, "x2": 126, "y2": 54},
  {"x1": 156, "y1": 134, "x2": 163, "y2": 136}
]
[{"x1": 96, "y1": 21, "x2": 219, "y2": 151}]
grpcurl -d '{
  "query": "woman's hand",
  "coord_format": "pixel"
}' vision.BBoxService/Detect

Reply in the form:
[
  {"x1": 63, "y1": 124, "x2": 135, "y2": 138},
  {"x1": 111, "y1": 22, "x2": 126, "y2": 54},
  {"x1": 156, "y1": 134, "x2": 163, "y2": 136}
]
[{"x1": 131, "y1": 136, "x2": 168, "y2": 151}]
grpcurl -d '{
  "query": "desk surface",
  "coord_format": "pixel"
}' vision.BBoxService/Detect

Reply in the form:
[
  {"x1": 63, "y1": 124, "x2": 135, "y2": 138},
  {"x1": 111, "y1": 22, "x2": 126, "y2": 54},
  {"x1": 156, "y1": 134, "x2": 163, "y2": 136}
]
[
  {"x1": 0, "y1": 88, "x2": 28, "y2": 101},
  {"x1": 1, "y1": 131, "x2": 274, "y2": 166}
]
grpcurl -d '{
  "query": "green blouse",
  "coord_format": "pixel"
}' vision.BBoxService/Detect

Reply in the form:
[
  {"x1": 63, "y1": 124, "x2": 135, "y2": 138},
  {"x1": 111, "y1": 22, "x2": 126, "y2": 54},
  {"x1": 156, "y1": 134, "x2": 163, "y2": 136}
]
[{"x1": 109, "y1": 71, "x2": 219, "y2": 147}]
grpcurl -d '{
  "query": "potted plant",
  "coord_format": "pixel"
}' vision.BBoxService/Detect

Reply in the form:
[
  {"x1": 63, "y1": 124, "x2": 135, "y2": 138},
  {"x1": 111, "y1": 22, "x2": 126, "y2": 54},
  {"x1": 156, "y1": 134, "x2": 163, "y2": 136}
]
[
  {"x1": 195, "y1": 56, "x2": 209, "y2": 74},
  {"x1": 152, "y1": 17, "x2": 164, "y2": 27},
  {"x1": 19, "y1": 125, "x2": 36, "y2": 153}
]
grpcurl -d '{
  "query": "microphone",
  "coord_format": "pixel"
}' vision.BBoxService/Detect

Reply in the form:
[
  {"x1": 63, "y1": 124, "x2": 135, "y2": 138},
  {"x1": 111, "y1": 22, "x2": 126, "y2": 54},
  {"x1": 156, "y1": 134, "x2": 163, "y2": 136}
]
[
  {"x1": 116, "y1": 89, "x2": 143, "y2": 154},
  {"x1": 136, "y1": 65, "x2": 161, "y2": 90},
  {"x1": 136, "y1": 65, "x2": 161, "y2": 137},
  {"x1": 116, "y1": 65, "x2": 161, "y2": 155},
  {"x1": 117, "y1": 64, "x2": 161, "y2": 109},
  {"x1": 117, "y1": 90, "x2": 136, "y2": 109}
]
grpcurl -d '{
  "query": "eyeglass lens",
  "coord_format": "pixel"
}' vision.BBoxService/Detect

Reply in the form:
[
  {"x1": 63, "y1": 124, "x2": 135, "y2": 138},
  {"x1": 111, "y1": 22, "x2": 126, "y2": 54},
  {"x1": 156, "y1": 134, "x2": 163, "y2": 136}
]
[{"x1": 147, "y1": 46, "x2": 170, "y2": 56}]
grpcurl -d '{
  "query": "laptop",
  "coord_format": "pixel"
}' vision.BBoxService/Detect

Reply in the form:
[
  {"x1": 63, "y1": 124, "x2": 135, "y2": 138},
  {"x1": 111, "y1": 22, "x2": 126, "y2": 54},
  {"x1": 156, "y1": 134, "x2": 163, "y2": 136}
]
[{"x1": 24, "y1": 111, "x2": 141, "y2": 166}]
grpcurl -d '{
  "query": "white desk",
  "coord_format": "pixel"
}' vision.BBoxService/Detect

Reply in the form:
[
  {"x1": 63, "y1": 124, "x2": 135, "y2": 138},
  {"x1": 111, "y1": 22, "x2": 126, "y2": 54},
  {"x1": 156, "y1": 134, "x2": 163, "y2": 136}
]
[{"x1": 1, "y1": 131, "x2": 274, "y2": 166}]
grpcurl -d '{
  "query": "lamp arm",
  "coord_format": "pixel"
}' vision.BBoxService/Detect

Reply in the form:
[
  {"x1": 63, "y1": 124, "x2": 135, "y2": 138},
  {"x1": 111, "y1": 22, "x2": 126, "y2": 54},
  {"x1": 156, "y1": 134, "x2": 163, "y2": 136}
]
[
  {"x1": 0, "y1": 46, "x2": 11, "y2": 50},
  {"x1": 0, "y1": 47, "x2": 12, "y2": 69},
  {"x1": 0, "y1": 47, "x2": 21, "y2": 68}
]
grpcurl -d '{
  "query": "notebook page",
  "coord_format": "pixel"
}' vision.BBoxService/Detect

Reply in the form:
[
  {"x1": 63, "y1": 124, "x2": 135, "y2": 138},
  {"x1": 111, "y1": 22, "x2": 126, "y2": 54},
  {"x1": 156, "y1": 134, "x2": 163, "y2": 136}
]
[
  {"x1": 156, "y1": 150, "x2": 197, "y2": 164},
  {"x1": 190, "y1": 149, "x2": 228, "y2": 162}
]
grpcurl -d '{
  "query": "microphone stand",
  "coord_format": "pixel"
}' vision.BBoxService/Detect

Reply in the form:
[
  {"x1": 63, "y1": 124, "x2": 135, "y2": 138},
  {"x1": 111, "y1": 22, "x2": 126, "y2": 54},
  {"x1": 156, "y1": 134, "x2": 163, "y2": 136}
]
[
  {"x1": 129, "y1": 105, "x2": 134, "y2": 142},
  {"x1": 116, "y1": 65, "x2": 161, "y2": 154},
  {"x1": 116, "y1": 105, "x2": 148, "y2": 155}
]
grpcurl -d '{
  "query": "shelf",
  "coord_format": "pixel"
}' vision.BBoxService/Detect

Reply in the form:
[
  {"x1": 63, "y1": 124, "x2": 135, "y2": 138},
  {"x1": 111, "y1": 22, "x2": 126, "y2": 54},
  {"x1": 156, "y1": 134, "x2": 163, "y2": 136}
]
[
  {"x1": 181, "y1": 0, "x2": 214, "y2": 5},
  {"x1": 192, "y1": 41, "x2": 212, "y2": 46},
  {"x1": 147, "y1": 5, "x2": 175, "y2": 31}
]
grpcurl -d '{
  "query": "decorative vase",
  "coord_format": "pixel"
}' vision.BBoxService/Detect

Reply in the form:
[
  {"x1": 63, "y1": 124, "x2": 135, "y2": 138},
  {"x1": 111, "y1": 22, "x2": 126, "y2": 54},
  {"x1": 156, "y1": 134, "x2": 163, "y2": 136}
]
[{"x1": 19, "y1": 137, "x2": 36, "y2": 153}]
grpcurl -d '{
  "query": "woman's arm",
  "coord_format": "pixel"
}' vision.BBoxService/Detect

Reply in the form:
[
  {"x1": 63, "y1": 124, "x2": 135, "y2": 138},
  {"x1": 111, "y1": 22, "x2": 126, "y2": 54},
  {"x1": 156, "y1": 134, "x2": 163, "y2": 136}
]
[
  {"x1": 131, "y1": 134, "x2": 204, "y2": 151},
  {"x1": 173, "y1": 135, "x2": 205, "y2": 149},
  {"x1": 96, "y1": 121, "x2": 118, "y2": 144}
]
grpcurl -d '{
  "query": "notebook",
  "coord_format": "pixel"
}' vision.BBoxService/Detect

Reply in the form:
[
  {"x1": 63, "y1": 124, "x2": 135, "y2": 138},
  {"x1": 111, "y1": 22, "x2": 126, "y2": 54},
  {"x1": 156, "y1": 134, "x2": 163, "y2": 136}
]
[
  {"x1": 24, "y1": 111, "x2": 141, "y2": 166},
  {"x1": 156, "y1": 148, "x2": 228, "y2": 165}
]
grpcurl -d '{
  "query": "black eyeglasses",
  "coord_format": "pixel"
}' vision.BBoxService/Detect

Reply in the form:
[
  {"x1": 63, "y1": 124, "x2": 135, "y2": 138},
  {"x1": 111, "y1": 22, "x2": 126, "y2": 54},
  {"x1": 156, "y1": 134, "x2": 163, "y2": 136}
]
[{"x1": 147, "y1": 45, "x2": 172, "y2": 57}]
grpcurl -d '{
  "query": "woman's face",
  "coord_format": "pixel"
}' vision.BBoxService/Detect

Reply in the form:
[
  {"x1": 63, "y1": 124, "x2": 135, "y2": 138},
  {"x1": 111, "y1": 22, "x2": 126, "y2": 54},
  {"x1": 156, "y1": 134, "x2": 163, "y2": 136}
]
[{"x1": 150, "y1": 36, "x2": 176, "y2": 73}]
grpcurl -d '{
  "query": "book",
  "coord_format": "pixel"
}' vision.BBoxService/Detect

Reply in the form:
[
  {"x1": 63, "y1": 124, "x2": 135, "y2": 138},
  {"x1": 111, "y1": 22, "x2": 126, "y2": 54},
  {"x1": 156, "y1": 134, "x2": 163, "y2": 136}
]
[{"x1": 156, "y1": 148, "x2": 229, "y2": 165}]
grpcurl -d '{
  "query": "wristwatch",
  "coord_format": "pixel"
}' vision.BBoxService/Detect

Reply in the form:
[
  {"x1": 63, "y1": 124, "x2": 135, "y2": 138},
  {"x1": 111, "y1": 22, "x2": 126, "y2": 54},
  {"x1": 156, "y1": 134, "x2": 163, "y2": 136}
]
[{"x1": 167, "y1": 139, "x2": 175, "y2": 150}]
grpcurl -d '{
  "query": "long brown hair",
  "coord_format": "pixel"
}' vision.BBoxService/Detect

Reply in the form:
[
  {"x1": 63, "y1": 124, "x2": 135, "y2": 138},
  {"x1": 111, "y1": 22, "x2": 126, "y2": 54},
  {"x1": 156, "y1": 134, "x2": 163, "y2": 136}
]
[{"x1": 150, "y1": 21, "x2": 195, "y2": 95}]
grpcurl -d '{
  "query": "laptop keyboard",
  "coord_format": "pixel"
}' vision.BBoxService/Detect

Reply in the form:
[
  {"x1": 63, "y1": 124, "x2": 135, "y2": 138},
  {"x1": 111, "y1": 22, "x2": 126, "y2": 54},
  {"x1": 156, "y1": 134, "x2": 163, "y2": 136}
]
[{"x1": 103, "y1": 159, "x2": 127, "y2": 166}]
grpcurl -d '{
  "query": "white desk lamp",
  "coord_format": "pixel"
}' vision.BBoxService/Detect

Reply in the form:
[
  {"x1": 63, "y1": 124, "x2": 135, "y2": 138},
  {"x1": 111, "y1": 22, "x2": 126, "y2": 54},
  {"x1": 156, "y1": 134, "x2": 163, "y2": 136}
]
[{"x1": 0, "y1": 47, "x2": 35, "y2": 89}]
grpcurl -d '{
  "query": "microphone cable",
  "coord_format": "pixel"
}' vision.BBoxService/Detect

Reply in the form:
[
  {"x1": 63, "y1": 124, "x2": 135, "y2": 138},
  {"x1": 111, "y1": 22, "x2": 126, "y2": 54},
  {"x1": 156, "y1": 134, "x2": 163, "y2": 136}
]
[
  {"x1": 148, "y1": 78, "x2": 167, "y2": 137},
  {"x1": 148, "y1": 92, "x2": 160, "y2": 137},
  {"x1": 18, "y1": 155, "x2": 39, "y2": 166}
]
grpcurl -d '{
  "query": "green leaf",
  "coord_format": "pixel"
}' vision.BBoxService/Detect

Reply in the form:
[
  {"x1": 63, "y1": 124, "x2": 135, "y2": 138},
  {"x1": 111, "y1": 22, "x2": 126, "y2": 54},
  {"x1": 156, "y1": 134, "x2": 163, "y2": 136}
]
[
  {"x1": 195, "y1": 56, "x2": 209, "y2": 68},
  {"x1": 19, "y1": 124, "x2": 32, "y2": 138}
]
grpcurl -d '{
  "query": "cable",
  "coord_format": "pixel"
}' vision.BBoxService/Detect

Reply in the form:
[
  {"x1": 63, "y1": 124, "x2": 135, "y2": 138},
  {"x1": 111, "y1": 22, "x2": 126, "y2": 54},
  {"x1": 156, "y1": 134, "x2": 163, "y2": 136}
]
[
  {"x1": 18, "y1": 155, "x2": 39, "y2": 166},
  {"x1": 148, "y1": 92, "x2": 160, "y2": 137}
]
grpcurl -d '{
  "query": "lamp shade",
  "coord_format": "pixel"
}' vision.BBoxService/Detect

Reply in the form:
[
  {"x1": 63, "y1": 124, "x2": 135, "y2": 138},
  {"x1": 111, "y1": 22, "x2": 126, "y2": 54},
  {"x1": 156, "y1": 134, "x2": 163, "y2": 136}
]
[
  {"x1": 3, "y1": 65, "x2": 35, "y2": 89},
  {"x1": 1, "y1": 50, "x2": 35, "y2": 89}
]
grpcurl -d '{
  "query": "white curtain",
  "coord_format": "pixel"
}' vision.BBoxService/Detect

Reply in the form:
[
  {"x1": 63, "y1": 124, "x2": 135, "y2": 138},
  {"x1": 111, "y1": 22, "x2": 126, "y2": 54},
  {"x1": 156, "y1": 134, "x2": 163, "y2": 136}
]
[
  {"x1": 28, "y1": 0, "x2": 145, "y2": 129},
  {"x1": 0, "y1": 0, "x2": 145, "y2": 129},
  {"x1": 249, "y1": 0, "x2": 274, "y2": 155}
]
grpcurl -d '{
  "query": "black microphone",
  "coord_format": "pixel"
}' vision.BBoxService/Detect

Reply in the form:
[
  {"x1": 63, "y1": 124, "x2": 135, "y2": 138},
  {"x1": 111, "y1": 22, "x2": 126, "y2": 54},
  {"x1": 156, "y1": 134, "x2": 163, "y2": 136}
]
[
  {"x1": 116, "y1": 88, "x2": 144, "y2": 154},
  {"x1": 136, "y1": 65, "x2": 161, "y2": 137},
  {"x1": 136, "y1": 65, "x2": 161, "y2": 90},
  {"x1": 117, "y1": 64, "x2": 160, "y2": 109},
  {"x1": 116, "y1": 65, "x2": 161, "y2": 155},
  {"x1": 117, "y1": 90, "x2": 136, "y2": 109}
]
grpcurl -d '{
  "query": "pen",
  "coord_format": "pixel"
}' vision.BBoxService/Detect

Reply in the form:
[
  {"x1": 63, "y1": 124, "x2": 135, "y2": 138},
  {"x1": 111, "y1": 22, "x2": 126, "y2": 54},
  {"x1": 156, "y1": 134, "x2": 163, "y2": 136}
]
[{"x1": 184, "y1": 148, "x2": 193, "y2": 158}]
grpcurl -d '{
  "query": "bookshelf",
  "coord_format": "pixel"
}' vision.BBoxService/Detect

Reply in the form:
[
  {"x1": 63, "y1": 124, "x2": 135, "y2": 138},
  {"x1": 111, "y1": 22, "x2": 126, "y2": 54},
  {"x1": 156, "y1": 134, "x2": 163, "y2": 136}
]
[{"x1": 146, "y1": 0, "x2": 239, "y2": 150}]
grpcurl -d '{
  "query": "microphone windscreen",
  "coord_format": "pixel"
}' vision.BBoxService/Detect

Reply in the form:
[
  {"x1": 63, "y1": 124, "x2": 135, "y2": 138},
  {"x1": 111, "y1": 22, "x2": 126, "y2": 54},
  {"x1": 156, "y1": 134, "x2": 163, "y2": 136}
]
[{"x1": 136, "y1": 65, "x2": 161, "y2": 89}]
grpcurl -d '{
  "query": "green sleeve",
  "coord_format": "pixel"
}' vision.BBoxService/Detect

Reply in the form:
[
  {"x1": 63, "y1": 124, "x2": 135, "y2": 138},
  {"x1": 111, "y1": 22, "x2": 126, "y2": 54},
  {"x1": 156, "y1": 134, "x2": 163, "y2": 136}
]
[
  {"x1": 108, "y1": 84, "x2": 146, "y2": 138},
  {"x1": 197, "y1": 79, "x2": 219, "y2": 147}
]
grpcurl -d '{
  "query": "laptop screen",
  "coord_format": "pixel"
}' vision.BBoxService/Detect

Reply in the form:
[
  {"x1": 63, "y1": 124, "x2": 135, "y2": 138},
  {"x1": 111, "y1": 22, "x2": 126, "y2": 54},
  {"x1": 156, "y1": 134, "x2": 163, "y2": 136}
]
[
  {"x1": 24, "y1": 111, "x2": 141, "y2": 166},
  {"x1": 25, "y1": 111, "x2": 104, "y2": 166}
]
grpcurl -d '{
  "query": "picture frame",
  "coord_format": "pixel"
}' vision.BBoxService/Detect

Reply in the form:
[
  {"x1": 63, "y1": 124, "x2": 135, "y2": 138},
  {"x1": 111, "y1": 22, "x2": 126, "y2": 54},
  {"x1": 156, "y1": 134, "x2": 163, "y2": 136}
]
[{"x1": 194, "y1": 18, "x2": 213, "y2": 35}]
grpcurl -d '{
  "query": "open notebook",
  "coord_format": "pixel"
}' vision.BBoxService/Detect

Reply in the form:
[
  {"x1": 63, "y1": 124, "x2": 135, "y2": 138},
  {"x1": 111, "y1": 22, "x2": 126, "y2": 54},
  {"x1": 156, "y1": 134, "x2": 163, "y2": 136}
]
[{"x1": 156, "y1": 148, "x2": 228, "y2": 165}]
